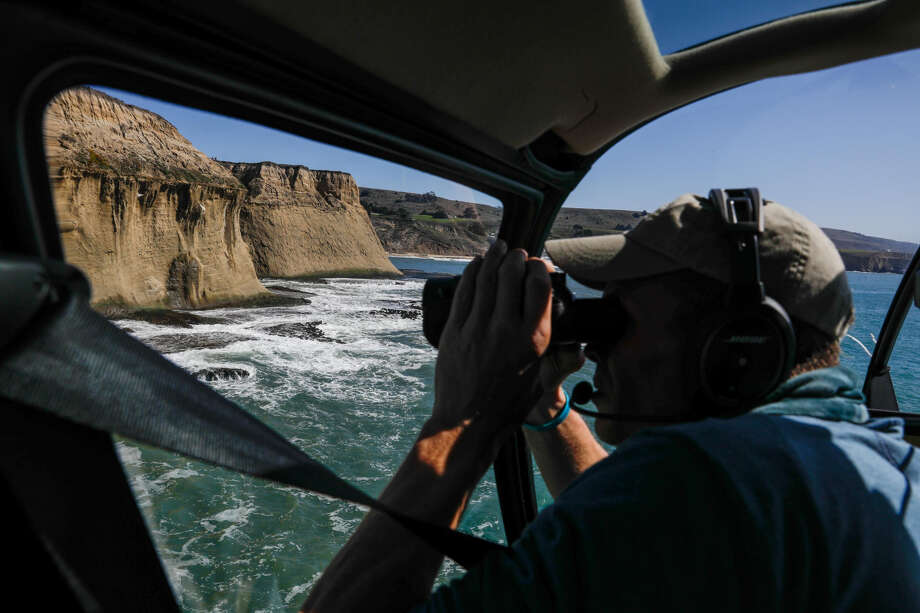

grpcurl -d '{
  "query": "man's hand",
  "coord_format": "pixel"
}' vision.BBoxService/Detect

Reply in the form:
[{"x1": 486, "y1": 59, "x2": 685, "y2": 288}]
[{"x1": 432, "y1": 240, "x2": 553, "y2": 439}]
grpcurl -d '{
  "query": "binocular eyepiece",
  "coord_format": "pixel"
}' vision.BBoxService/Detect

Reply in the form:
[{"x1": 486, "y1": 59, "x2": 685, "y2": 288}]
[{"x1": 421, "y1": 272, "x2": 627, "y2": 349}]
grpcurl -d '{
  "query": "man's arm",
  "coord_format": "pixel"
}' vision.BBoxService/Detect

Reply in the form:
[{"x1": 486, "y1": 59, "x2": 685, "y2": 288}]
[
  {"x1": 523, "y1": 384, "x2": 608, "y2": 498},
  {"x1": 302, "y1": 418, "x2": 504, "y2": 612},
  {"x1": 302, "y1": 241, "x2": 554, "y2": 613},
  {"x1": 523, "y1": 336, "x2": 608, "y2": 498}
]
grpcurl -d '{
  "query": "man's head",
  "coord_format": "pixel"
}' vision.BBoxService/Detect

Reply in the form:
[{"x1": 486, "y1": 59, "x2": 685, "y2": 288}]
[{"x1": 545, "y1": 193, "x2": 853, "y2": 443}]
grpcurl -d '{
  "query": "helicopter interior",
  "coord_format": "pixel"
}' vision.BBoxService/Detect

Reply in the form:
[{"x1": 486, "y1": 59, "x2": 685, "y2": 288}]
[{"x1": 1, "y1": 1, "x2": 919, "y2": 610}]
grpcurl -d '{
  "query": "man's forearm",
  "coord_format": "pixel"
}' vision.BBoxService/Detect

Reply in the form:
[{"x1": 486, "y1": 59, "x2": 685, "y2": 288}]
[
  {"x1": 524, "y1": 389, "x2": 608, "y2": 497},
  {"x1": 302, "y1": 417, "x2": 501, "y2": 613}
]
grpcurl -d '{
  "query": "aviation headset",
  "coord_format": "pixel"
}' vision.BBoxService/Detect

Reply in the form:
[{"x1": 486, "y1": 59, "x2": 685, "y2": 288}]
[
  {"x1": 571, "y1": 188, "x2": 797, "y2": 420},
  {"x1": 697, "y1": 188, "x2": 796, "y2": 409}
]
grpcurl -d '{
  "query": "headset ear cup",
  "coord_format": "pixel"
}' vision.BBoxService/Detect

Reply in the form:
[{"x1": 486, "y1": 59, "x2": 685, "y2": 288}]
[{"x1": 699, "y1": 297, "x2": 795, "y2": 409}]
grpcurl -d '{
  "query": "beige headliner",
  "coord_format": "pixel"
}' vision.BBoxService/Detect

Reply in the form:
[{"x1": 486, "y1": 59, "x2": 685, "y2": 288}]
[{"x1": 240, "y1": 0, "x2": 920, "y2": 155}]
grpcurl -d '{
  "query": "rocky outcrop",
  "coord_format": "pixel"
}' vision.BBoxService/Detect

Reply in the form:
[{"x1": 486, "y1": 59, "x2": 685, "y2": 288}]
[
  {"x1": 840, "y1": 251, "x2": 913, "y2": 274},
  {"x1": 223, "y1": 161, "x2": 399, "y2": 278},
  {"x1": 46, "y1": 87, "x2": 269, "y2": 308}
]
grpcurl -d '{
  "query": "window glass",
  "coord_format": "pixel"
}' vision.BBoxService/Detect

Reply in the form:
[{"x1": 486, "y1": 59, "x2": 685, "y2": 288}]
[
  {"x1": 44, "y1": 85, "x2": 501, "y2": 611},
  {"x1": 642, "y1": 0, "x2": 864, "y2": 55},
  {"x1": 547, "y1": 49, "x2": 920, "y2": 431},
  {"x1": 888, "y1": 274, "x2": 920, "y2": 412}
]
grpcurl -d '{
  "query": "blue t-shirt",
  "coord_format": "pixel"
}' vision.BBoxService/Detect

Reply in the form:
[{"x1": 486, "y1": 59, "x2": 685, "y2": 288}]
[{"x1": 417, "y1": 367, "x2": 920, "y2": 612}]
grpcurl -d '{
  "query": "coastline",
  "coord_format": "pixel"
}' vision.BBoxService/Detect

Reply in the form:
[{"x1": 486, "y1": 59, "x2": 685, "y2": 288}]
[{"x1": 388, "y1": 253, "x2": 474, "y2": 262}]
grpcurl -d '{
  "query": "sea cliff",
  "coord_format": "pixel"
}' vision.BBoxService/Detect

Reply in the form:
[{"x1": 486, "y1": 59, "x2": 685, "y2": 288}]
[
  {"x1": 839, "y1": 251, "x2": 913, "y2": 274},
  {"x1": 46, "y1": 87, "x2": 267, "y2": 309},
  {"x1": 45, "y1": 87, "x2": 397, "y2": 309}
]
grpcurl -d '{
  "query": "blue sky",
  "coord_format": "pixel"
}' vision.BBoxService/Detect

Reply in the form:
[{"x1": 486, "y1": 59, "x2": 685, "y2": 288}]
[
  {"x1": 642, "y1": 0, "x2": 849, "y2": 54},
  {"x1": 95, "y1": 2, "x2": 919, "y2": 243}
]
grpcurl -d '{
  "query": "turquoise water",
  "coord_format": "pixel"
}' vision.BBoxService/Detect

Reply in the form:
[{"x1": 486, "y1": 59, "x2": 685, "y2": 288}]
[
  {"x1": 115, "y1": 259, "x2": 919, "y2": 611},
  {"x1": 842, "y1": 272, "x2": 920, "y2": 412}
]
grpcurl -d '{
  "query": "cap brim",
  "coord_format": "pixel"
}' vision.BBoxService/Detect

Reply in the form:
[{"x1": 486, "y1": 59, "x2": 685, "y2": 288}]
[{"x1": 545, "y1": 234, "x2": 684, "y2": 290}]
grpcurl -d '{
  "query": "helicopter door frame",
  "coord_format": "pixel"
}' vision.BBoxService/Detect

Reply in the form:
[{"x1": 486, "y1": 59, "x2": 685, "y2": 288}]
[{"x1": 863, "y1": 246, "x2": 920, "y2": 441}]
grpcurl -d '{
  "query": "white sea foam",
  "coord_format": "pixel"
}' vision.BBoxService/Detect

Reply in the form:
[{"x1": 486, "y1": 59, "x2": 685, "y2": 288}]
[
  {"x1": 209, "y1": 502, "x2": 256, "y2": 525},
  {"x1": 124, "y1": 277, "x2": 435, "y2": 420},
  {"x1": 285, "y1": 573, "x2": 321, "y2": 604},
  {"x1": 328, "y1": 507, "x2": 362, "y2": 535}
]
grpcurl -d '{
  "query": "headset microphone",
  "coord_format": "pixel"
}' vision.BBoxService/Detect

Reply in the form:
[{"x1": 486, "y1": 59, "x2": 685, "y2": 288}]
[{"x1": 568, "y1": 381, "x2": 687, "y2": 423}]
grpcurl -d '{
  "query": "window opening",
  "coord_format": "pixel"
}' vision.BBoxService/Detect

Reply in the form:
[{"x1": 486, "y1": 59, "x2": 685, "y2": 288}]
[
  {"x1": 44, "y1": 85, "x2": 502, "y2": 611},
  {"x1": 887, "y1": 276, "x2": 920, "y2": 413}
]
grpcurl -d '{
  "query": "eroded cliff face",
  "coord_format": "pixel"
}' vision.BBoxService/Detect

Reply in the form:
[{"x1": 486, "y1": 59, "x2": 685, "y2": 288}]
[
  {"x1": 46, "y1": 87, "x2": 268, "y2": 309},
  {"x1": 840, "y1": 251, "x2": 913, "y2": 274},
  {"x1": 222, "y1": 161, "x2": 399, "y2": 278}
]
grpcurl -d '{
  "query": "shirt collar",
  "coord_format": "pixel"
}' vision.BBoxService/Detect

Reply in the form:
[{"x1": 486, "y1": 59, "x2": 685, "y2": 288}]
[{"x1": 752, "y1": 366, "x2": 869, "y2": 423}]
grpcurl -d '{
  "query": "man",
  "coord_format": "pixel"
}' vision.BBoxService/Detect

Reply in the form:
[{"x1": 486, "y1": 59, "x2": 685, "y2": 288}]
[{"x1": 303, "y1": 194, "x2": 920, "y2": 612}]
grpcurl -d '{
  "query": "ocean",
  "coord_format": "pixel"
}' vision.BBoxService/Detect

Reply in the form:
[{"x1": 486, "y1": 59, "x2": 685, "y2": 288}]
[{"x1": 114, "y1": 258, "x2": 919, "y2": 611}]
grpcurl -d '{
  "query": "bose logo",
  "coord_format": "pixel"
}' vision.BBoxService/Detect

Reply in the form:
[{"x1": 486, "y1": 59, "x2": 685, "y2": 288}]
[{"x1": 726, "y1": 336, "x2": 770, "y2": 344}]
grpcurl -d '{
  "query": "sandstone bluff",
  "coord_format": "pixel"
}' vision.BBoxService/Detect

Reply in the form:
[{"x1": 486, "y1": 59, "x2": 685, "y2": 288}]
[
  {"x1": 223, "y1": 161, "x2": 397, "y2": 279},
  {"x1": 45, "y1": 87, "x2": 398, "y2": 310}
]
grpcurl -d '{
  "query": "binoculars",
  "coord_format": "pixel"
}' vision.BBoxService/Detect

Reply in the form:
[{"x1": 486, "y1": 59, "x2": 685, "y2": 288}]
[{"x1": 421, "y1": 272, "x2": 627, "y2": 349}]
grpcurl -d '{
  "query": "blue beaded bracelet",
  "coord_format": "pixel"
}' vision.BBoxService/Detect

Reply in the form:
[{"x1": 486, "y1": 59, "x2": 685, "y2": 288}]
[{"x1": 523, "y1": 390, "x2": 571, "y2": 432}]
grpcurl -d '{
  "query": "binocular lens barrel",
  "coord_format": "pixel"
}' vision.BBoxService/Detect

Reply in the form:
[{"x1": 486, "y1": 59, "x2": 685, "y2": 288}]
[{"x1": 421, "y1": 272, "x2": 626, "y2": 348}]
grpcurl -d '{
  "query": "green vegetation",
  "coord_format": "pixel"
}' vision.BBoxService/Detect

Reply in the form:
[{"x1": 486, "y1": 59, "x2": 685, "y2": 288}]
[{"x1": 87, "y1": 148, "x2": 111, "y2": 169}]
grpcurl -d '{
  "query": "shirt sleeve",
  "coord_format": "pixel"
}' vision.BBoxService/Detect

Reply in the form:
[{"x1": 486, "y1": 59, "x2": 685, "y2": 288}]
[{"x1": 411, "y1": 431, "x2": 748, "y2": 613}]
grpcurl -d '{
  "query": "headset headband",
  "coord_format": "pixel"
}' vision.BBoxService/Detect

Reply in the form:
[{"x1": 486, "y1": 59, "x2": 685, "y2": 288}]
[{"x1": 709, "y1": 188, "x2": 766, "y2": 306}]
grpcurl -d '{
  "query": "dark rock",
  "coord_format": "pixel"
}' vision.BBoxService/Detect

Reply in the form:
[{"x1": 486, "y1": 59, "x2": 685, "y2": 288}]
[
  {"x1": 368, "y1": 308, "x2": 420, "y2": 320},
  {"x1": 166, "y1": 253, "x2": 202, "y2": 308},
  {"x1": 262, "y1": 321, "x2": 345, "y2": 343},
  {"x1": 229, "y1": 293, "x2": 310, "y2": 308},
  {"x1": 398, "y1": 268, "x2": 457, "y2": 280},
  {"x1": 194, "y1": 367, "x2": 251, "y2": 382},
  {"x1": 264, "y1": 284, "x2": 316, "y2": 296},
  {"x1": 105, "y1": 308, "x2": 228, "y2": 328},
  {"x1": 145, "y1": 332, "x2": 255, "y2": 354}
]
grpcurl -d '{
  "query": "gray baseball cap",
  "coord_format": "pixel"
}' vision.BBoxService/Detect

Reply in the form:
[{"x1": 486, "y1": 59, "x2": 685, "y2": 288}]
[{"x1": 545, "y1": 193, "x2": 854, "y2": 340}]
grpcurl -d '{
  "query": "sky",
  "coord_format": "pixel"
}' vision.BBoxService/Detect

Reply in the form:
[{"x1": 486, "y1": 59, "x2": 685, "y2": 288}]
[{"x1": 95, "y1": 2, "x2": 918, "y2": 243}]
